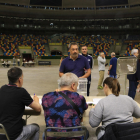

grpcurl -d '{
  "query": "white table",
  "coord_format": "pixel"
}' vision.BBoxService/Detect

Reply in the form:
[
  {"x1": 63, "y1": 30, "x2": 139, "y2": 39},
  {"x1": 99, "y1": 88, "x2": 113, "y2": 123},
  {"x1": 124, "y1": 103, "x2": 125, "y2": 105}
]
[{"x1": 24, "y1": 95, "x2": 140, "y2": 123}]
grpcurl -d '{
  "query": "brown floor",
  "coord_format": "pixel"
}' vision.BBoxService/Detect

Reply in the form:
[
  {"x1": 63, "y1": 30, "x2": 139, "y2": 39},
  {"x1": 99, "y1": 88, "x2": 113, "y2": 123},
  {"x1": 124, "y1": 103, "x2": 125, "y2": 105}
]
[{"x1": 0, "y1": 65, "x2": 140, "y2": 140}]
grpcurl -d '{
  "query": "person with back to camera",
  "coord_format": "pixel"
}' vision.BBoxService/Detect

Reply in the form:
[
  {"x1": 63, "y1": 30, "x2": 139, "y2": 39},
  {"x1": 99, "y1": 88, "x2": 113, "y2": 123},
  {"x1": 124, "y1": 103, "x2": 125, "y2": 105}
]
[
  {"x1": 108, "y1": 52, "x2": 117, "y2": 78},
  {"x1": 89, "y1": 77, "x2": 140, "y2": 140},
  {"x1": 0, "y1": 67, "x2": 41, "y2": 140},
  {"x1": 42, "y1": 73, "x2": 89, "y2": 140}
]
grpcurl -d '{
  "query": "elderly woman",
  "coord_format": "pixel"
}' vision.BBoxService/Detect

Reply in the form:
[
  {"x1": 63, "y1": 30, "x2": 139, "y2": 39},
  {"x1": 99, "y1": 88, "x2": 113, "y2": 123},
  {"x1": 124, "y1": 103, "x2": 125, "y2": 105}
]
[
  {"x1": 89, "y1": 77, "x2": 140, "y2": 140},
  {"x1": 42, "y1": 73, "x2": 88, "y2": 140}
]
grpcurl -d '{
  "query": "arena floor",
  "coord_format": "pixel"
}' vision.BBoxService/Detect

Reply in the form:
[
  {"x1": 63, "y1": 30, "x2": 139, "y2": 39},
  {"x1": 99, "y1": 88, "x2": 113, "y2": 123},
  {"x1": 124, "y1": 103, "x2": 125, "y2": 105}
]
[{"x1": 0, "y1": 65, "x2": 140, "y2": 140}]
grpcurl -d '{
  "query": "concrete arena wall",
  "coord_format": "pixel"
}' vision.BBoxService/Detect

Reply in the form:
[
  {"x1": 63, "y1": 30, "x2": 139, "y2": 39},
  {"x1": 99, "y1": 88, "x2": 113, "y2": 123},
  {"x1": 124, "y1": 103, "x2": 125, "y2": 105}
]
[
  {"x1": 4, "y1": 59, "x2": 110, "y2": 66},
  {"x1": 36, "y1": 58, "x2": 110, "y2": 66}
]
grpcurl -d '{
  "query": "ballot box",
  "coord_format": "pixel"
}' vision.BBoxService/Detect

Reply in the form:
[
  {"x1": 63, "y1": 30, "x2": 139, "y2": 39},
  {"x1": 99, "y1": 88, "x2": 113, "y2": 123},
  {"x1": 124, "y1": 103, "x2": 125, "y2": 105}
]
[{"x1": 58, "y1": 78, "x2": 87, "y2": 96}]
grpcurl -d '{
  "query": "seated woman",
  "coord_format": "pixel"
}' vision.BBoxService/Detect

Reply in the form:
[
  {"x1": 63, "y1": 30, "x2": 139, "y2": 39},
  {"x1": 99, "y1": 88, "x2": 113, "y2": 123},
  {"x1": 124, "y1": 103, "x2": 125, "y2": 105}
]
[
  {"x1": 89, "y1": 77, "x2": 140, "y2": 140},
  {"x1": 42, "y1": 73, "x2": 88, "y2": 140}
]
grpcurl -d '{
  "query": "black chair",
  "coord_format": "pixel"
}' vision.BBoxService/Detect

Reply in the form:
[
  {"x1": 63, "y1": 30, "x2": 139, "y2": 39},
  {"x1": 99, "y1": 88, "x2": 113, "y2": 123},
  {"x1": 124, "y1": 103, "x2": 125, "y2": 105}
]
[{"x1": 100, "y1": 122, "x2": 140, "y2": 140}]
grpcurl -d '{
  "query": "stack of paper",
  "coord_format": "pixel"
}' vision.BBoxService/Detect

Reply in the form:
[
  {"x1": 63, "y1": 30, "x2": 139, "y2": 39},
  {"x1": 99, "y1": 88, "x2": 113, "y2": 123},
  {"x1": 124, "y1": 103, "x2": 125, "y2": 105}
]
[
  {"x1": 87, "y1": 98, "x2": 103, "y2": 105},
  {"x1": 93, "y1": 98, "x2": 102, "y2": 104}
]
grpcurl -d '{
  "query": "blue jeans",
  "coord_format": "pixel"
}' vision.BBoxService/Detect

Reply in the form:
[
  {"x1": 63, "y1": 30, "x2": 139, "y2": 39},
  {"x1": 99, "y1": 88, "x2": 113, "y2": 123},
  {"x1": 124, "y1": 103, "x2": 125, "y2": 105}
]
[
  {"x1": 15, "y1": 124, "x2": 39, "y2": 140},
  {"x1": 128, "y1": 80, "x2": 139, "y2": 99},
  {"x1": 18, "y1": 62, "x2": 20, "y2": 66},
  {"x1": 109, "y1": 75, "x2": 117, "y2": 79}
]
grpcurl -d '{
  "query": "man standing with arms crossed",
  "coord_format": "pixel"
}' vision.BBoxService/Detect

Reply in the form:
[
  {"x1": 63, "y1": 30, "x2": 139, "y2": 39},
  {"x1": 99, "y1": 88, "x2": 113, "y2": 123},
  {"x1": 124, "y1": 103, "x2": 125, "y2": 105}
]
[
  {"x1": 81, "y1": 45, "x2": 93, "y2": 96},
  {"x1": 97, "y1": 52, "x2": 106, "y2": 89},
  {"x1": 108, "y1": 52, "x2": 117, "y2": 78},
  {"x1": 59, "y1": 42, "x2": 91, "y2": 79}
]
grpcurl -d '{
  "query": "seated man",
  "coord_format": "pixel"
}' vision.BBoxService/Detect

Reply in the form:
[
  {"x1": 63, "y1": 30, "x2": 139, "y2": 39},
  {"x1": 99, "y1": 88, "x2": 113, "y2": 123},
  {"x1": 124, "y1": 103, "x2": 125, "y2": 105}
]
[
  {"x1": 0, "y1": 67, "x2": 41, "y2": 140},
  {"x1": 42, "y1": 73, "x2": 88, "y2": 140}
]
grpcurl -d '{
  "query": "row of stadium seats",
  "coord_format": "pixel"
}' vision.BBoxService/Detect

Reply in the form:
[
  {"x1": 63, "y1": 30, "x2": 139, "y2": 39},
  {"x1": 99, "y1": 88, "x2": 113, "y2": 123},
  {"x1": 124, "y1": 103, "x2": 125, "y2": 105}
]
[
  {"x1": 0, "y1": 34, "x2": 48, "y2": 56},
  {"x1": 49, "y1": 35, "x2": 115, "y2": 56},
  {"x1": 32, "y1": 44, "x2": 47, "y2": 56}
]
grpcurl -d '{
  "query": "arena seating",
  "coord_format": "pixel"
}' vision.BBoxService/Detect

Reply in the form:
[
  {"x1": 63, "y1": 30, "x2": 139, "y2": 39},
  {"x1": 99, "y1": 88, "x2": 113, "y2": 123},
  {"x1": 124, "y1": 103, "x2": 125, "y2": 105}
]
[
  {"x1": 0, "y1": 35, "x2": 20, "y2": 56},
  {"x1": 61, "y1": 35, "x2": 115, "y2": 56},
  {"x1": 0, "y1": 34, "x2": 48, "y2": 56},
  {"x1": 33, "y1": 44, "x2": 47, "y2": 56},
  {"x1": 125, "y1": 43, "x2": 140, "y2": 56},
  {"x1": 0, "y1": 34, "x2": 118, "y2": 56}
]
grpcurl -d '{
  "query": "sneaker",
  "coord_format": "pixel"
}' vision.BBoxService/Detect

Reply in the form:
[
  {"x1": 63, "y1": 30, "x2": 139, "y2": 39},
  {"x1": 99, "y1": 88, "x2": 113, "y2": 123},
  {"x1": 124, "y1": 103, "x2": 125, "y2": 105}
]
[{"x1": 97, "y1": 86, "x2": 103, "y2": 90}]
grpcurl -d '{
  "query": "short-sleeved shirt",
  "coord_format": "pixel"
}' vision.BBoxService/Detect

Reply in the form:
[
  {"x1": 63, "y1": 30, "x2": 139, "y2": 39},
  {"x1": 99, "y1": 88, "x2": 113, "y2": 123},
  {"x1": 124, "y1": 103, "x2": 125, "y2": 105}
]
[
  {"x1": 110, "y1": 57, "x2": 117, "y2": 75},
  {"x1": 0, "y1": 84, "x2": 33, "y2": 140},
  {"x1": 59, "y1": 55, "x2": 90, "y2": 77},
  {"x1": 42, "y1": 90, "x2": 88, "y2": 140}
]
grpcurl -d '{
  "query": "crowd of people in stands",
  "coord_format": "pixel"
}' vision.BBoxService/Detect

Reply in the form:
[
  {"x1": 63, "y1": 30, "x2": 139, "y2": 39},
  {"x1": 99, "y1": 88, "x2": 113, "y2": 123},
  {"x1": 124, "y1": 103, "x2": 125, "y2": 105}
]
[{"x1": 0, "y1": 34, "x2": 48, "y2": 56}]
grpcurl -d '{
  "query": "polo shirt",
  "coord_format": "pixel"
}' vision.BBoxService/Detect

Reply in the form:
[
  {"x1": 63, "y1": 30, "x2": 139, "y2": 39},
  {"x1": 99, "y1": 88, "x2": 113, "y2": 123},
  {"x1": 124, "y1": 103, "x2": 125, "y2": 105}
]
[
  {"x1": 82, "y1": 53, "x2": 93, "y2": 81},
  {"x1": 82, "y1": 53, "x2": 93, "y2": 69},
  {"x1": 0, "y1": 84, "x2": 33, "y2": 140},
  {"x1": 59, "y1": 55, "x2": 90, "y2": 77},
  {"x1": 110, "y1": 57, "x2": 117, "y2": 75}
]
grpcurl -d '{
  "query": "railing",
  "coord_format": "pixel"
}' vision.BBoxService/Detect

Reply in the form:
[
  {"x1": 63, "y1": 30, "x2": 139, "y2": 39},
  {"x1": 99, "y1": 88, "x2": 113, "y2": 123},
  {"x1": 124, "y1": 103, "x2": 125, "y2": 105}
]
[{"x1": 0, "y1": 2, "x2": 140, "y2": 11}]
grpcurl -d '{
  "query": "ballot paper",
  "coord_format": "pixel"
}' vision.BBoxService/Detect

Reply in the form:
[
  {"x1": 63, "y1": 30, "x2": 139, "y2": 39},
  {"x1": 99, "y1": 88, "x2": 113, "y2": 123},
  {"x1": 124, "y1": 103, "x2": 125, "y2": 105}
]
[
  {"x1": 25, "y1": 99, "x2": 42, "y2": 110},
  {"x1": 93, "y1": 98, "x2": 102, "y2": 104},
  {"x1": 87, "y1": 98, "x2": 102, "y2": 105}
]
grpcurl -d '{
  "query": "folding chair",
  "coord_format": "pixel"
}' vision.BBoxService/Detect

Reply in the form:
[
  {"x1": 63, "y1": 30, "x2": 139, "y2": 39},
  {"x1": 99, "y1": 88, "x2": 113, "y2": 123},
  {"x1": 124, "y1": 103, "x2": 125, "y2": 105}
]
[
  {"x1": 44, "y1": 126, "x2": 88, "y2": 140},
  {"x1": 0, "y1": 124, "x2": 10, "y2": 140}
]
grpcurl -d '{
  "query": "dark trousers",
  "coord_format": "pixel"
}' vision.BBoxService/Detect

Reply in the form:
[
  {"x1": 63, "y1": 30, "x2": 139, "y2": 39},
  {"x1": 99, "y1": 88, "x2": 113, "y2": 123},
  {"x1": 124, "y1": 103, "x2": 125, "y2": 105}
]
[
  {"x1": 128, "y1": 80, "x2": 139, "y2": 99},
  {"x1": 87, "y1": 76, "x2": 91, "y2": 96},
  {"x1": 87, "y1": 82, "x2": 91, "y2": 96}
]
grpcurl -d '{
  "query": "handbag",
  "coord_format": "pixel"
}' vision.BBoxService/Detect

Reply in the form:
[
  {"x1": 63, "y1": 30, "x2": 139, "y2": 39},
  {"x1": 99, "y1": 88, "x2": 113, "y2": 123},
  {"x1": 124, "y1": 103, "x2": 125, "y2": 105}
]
[{"x1": 59, "y1": 92, "x2": 83, "y2": 120}]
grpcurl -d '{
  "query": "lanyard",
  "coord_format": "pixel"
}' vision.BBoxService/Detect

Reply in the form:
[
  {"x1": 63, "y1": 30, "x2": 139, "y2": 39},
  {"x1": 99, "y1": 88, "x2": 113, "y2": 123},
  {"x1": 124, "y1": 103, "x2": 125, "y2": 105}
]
[{"x1": 7, "y1": 84, "x2": 17, "y2": 87}]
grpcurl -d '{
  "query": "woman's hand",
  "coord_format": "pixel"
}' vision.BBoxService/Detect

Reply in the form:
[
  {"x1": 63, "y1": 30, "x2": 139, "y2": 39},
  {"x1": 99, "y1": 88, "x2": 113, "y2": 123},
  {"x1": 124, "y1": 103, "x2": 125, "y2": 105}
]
[{"x1": 91, "y1": 104, "x2": 96, "y2": 108}]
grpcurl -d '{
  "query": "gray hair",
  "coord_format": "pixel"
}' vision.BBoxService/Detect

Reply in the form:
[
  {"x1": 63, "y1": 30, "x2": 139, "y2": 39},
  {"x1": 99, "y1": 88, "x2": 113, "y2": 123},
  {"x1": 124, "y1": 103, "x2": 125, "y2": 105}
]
[
  {"x1": 111, "y1": 52, "x2": 115, "y2": 56},
  {"x1": 100, "y1": 52, "x2": 104, "y2": 56},
  {"x1": 131, "y1": 49, "x2": 138, "y2": 55},
  {"x1": 69, "y1": 42, "x2": 79, "y2": 49},
  {"x1": 59, "y1": 73, "x2": 78, "y2": 87}
]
